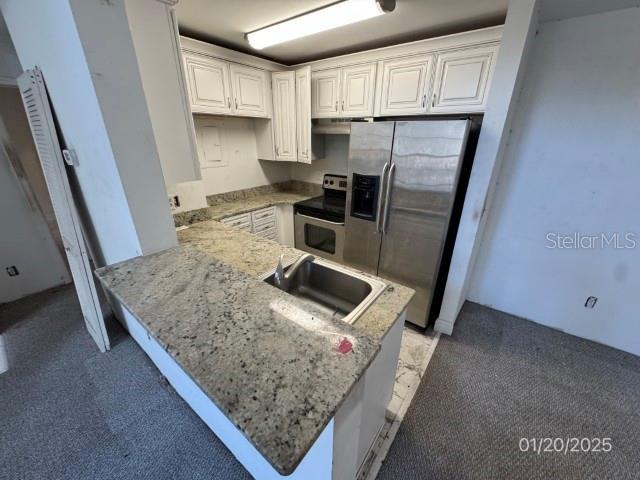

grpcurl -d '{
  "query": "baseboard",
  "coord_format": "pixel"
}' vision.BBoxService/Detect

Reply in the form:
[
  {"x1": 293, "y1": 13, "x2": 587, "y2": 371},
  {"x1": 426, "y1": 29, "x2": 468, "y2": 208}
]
[{"x1": 434, "y1": 317, "x2": 454, "y2": 335}]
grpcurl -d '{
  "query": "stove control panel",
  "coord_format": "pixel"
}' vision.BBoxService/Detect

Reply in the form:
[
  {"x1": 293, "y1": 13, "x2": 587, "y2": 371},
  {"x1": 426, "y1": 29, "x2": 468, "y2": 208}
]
[{"x1": 323, "y1": 174, "x2": 348, "y2": 192}]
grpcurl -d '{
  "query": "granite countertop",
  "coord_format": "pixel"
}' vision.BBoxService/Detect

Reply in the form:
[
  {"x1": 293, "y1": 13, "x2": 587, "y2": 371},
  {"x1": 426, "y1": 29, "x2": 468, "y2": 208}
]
[
  {"x1": 97, "y1": 181, "x2": 414, "y2": 474},
  {"x1": 178, "y1": 220, "x2": 415, "y2": 343},
  {"x1": 173, "y1": 181, "x2": 321, "y2": 227},
  {"x1": 95, "y1": 245, "x2": 379, "y2": 475}
]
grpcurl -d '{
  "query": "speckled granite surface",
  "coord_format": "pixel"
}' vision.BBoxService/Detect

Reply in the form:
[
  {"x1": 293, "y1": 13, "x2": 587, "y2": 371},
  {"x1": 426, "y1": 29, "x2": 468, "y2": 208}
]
[
  {"x1": 95, "y1": 245, "x2": 379, "y2": 476},
  {"x1": 173, "y1": 181, "x2": 322, "y2": 227},
  {"x1": 178, "y1": 220, "x2": 415, "y2": 343}
]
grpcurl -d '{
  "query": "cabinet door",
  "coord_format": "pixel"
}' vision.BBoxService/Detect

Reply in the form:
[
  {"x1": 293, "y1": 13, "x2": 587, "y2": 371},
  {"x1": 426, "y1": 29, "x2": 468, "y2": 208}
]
[
  {"x1": 183, "y1": 53, "x2": 232, "y2": 114},
  {"x1": 295, "y1": 66, "x2": 312, "y2": 164},
  {"x1": 271, "y1": 71, "x2": 297, "y2": 161},
  {"x1": 229, "y1": 63, "x2": 269, "y2": 117},
  {"x1": 340, "y1": 63, "x2": 376, "y2": 117},
  {"x1": 378, "y1": 55, "x2": 434, "y2": 116},
  {"x1": 430, "y1": 44, "x2": 499, "y2": 113},
  {"x1": 311, "y1": 68, "x2": 341, "y2": 118}
]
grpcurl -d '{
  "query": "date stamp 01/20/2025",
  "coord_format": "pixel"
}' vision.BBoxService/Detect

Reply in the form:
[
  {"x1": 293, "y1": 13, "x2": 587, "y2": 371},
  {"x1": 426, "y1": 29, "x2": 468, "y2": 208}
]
[{"x1": 519, "y1": 437, "x2": 613, "y2": 455}]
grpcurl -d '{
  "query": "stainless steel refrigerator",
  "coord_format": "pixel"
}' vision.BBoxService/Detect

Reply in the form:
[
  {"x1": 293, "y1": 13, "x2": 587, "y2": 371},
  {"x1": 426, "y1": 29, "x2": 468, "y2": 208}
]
[{"x1": 343, "y1": 120, "x2": 471, "y2": 328}]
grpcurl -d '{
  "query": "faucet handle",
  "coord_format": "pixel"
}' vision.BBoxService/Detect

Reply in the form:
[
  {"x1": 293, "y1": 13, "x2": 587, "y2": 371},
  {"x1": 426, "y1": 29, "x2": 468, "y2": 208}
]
[{"x1": 274, "y1": 254, "x2": 285, "y2": 287}]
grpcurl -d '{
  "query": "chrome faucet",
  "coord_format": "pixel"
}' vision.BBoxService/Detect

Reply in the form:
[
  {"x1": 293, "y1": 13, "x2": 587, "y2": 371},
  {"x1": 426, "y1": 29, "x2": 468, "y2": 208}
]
[{"x1": 273, "y1": 253, "x2": 315, "y2": 290}]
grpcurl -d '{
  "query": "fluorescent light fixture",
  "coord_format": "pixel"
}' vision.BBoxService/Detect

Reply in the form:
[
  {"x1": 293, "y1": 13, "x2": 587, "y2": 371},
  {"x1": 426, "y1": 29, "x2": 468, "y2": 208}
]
[{"x1": 246, "y1": 0, "x2": 396, "y2": 50}]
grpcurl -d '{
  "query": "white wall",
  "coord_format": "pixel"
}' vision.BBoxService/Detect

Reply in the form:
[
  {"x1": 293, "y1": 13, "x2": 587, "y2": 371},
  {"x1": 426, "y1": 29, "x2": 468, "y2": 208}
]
[
  {"x1": 68, "y1": 0, "x2": 178, "y2": 257},
  {"x1": 169, "y1": 130, "x2": 350, "y2": 214},
  {"x1": 0, "y1": 135, "x2": 70, "y2": 303},
  {"x1": 124, "y1": 0, "x2": 201, "y2": 186},
  {"x1": 0, "y1": 17, "x2": 70, "y2": 302},
  {"x1": 0, "y1": 14, "x2": 19, "y2": 84},
  {"x1": 198, "y1": 116, "x2": 289, "y2": 194},
  {"x1": 468, "y1": 7, "x2": 640, "y2": 355},
  {"x1": 168, "y1": 116, "x2": 291, "y2": 213},
  {"x1": 290, "y1": 136, "x2": 349, "y2": 184},
  {"x1": 1, "y1": 0, "x2": 178, "y2": 265}
]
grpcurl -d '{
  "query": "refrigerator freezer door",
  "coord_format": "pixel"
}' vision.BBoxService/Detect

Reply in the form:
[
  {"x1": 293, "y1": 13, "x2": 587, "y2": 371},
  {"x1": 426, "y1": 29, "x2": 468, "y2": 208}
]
[
  {"x1": 378, "y1": 120, "x2": 470, "y2": 327},
  {"x1": 343, "y1": 122, "x2": 395, "y2": 275}
]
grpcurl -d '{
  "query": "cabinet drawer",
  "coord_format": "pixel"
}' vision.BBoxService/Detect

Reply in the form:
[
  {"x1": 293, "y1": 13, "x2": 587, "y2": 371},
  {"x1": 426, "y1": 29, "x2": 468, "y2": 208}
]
[
  {"x1": 221, "y1": 213, "x2": 251, "y2": 230},
  {"x1": 251, "y1": 207, "x2": 276, "y2": 224},
  {"x1": 253, "y1": 220, "x2": 276, "y2": 234},
  {"x1": 255, "y1": 226, "x2": 277, "y2": 239}
]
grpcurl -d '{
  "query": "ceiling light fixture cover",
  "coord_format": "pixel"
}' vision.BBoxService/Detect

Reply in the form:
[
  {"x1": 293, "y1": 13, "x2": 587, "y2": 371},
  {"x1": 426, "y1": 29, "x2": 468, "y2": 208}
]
[{"x1": 246, "y1": 0, "x2": 396, "y2": 50}]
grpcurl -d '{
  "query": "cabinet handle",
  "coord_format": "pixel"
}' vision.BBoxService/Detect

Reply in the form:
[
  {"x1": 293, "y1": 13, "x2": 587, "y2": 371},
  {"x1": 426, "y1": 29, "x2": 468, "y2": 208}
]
[
  {"x1": 422, "y1": 94, "x2": 426, "y2": 108},
  {"x1": 276, "y1": 146, "x2": 280, "y2": 156},
  {"x1": 227, "y1": 97, "x2": 230, "y2": 108},
  {"x1": 335, "y1": 100, "x2": 338, "y2": 111},
  {"x1": 341, "y1": 100, "x2": 344, "y2": 111},
  {"x1": 235, "y1": 98, "x2": 238, "y2": 109},
  {"x1": 432, "y1": 93, "x2": 436, "y2": 108}
]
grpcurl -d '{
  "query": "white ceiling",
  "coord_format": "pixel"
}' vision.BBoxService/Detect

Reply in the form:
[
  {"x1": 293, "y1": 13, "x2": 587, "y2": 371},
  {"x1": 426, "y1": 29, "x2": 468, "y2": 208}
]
[{"x1": 175, "y1": 0, "x2": 508, "y2": 65}]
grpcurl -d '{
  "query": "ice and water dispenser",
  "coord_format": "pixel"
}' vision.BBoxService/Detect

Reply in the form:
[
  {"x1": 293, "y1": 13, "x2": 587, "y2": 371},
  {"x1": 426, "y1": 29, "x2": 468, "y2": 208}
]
[{"x1": 350, "y1": 174, "x2": 381, "y2": 222}]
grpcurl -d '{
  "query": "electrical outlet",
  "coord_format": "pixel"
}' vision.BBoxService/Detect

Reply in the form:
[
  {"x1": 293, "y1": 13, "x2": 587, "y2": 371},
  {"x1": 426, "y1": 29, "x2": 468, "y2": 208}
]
[
  {"x1": 584, "y1": 296, "x2": 598, "y2": 309},
  {"x1": 6, "y1": 266, "x2": 19, "y2": 277},
  {"x1": 168, "y1": 195, "x2": 181, "y2": 211}
]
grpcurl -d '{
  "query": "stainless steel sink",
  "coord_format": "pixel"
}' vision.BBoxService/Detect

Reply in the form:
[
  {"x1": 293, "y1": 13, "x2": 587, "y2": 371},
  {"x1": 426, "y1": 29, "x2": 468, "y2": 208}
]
[{"x1": 263, "y1": 257, "x2": 386, "y2": 324}]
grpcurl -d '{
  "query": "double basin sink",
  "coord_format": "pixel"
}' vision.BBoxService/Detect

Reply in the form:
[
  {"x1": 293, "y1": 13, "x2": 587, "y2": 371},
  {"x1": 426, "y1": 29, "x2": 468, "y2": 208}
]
[{"x1": 263, "y1": 255, "x2": 387, "y2": 324}]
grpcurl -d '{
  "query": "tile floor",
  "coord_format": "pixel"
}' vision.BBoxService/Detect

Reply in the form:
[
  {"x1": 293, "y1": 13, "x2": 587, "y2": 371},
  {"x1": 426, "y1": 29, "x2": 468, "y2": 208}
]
[{"x1": 357, "y1": 327, "x2": 440, "y2": 480}]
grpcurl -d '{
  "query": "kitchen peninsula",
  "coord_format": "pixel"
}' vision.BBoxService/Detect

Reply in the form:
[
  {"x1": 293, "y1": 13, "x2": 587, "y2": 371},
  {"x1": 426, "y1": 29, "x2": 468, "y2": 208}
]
[{"x1": 96, "y1": 217, "x2": 413, "y2": 479}]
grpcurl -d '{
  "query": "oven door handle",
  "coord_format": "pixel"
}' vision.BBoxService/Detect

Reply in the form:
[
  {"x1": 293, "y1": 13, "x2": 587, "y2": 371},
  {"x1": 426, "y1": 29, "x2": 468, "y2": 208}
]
[
  {"x1": 376, "y1": 162, "x2": 390, "y2": 233},
  {"x1": 295, "y1": 212, "x2": 345, "y2": 226}
]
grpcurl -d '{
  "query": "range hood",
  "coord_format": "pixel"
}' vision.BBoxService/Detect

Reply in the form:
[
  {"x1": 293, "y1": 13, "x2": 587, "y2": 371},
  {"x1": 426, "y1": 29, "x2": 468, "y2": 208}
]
[{"x1": 312, "y1": 120, "x2": 351, "y2": 135}]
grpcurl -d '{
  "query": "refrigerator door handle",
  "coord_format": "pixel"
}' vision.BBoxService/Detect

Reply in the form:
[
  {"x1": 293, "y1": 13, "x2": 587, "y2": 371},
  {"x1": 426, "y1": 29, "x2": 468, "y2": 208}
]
[
  {"x1": 382, "y1": 163, "x2": 396, "y2": 234},
  {"x1": 375, "y1": 162, "x2": 390, "y2": 233}
]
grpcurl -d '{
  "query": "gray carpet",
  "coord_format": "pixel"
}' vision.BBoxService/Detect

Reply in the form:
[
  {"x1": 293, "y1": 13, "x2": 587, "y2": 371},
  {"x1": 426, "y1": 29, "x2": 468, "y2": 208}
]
[
  {"x1": 378, "y1": 302, "x2": 640, "y2": 480},
  {"x1": 0, "y1": 285, "x2": 250, "y2": 480},
  {"x1": 3, "y1": 288, "x2": 640, "y2": 480}
]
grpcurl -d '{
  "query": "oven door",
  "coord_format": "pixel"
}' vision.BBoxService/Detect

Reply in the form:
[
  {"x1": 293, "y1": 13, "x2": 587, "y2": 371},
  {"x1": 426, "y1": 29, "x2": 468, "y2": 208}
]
[{"x1": 294, "y1": 213, "x2": 345, "y2": 263}]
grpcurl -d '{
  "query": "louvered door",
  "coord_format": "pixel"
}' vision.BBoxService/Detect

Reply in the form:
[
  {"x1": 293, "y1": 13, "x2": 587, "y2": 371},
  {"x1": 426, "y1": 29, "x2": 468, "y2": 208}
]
[{"x1": 17, "y1": 68, "x2": 110, "y2": 352}]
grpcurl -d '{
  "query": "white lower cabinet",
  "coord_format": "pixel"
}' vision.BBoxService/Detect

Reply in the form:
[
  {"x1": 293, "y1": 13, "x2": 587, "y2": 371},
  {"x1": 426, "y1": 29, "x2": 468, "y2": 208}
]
[
  {"x1": 430, "y1": 44, "x2": 499, "y2": 113},
  {"x1": 220, "y1": 212, "x2": 252, "y2": 232},
  {"x1": 251, "y1": 206, "x2": 277, "y2": 240},
  {"x1": 276, "y1": 204, "x2": 295, "y2": 247},
  {"x1": 221, "y1": 206, "x2": 278, "y2": 241}
]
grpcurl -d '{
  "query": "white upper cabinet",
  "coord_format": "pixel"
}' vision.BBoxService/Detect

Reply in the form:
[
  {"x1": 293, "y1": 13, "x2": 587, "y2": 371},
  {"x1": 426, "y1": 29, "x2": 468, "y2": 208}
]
[
  {"x1": 229, "y1": 64, "x2": 269, "y2": 117},
  {"x1": 184, "y1": 53, "x2": 232, "y2": 114},
  {"x1": 311, "y1": 64, "x2": 376, "y2": 118},
  {"x1": 181, "y1": 26, "x2": 501, "y2": 132},
  {"x1": 340, "y1": 63, "x2": 376, "y2": 117},
  {"x1": 430, "y1": 44, "x2": 499, "y2": 113},
  {"x1": 378, "y1": 54, "x2": 434, "y2": 116},
  {"x1": 311, "y1": 68, "x2": 341, "y2": 118},
  {"x1": 271, "y1": 71, "x2": 297, "y2": 161},
  {"x1": 295, "y1": 66, "x2": 312, "y2": 164},
  {"x1": 183, "y1": 51, "x2": 271, "y2": 118}
]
